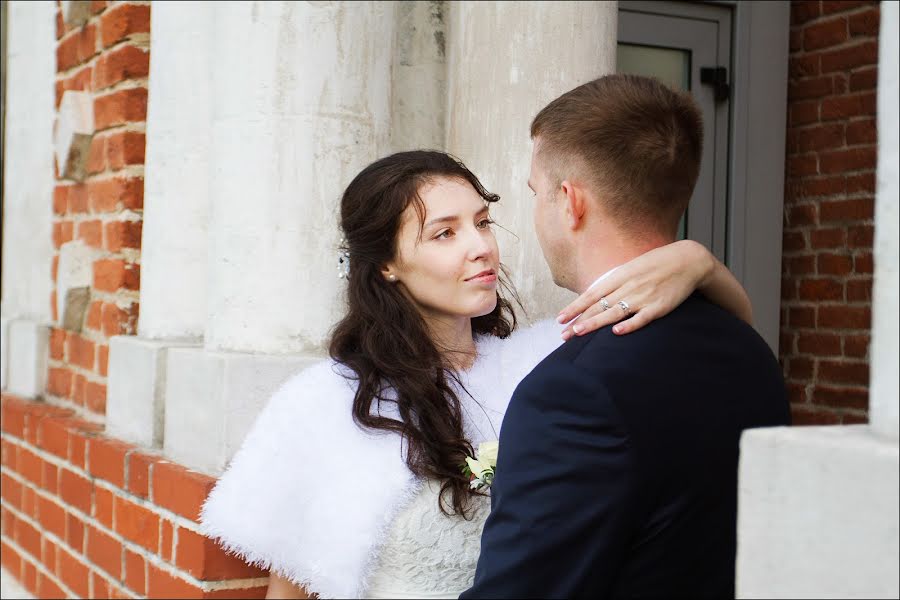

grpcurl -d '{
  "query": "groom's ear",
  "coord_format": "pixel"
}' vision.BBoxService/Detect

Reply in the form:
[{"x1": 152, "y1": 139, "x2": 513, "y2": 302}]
[{"x1": 560, "y1": 179, "x2": 586, "y2": 230}]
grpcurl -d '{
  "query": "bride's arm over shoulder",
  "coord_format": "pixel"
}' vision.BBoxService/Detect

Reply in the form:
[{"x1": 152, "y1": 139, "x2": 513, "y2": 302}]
[{"x1": 267, "y1": 571, "x2": 315, "y2": 599}]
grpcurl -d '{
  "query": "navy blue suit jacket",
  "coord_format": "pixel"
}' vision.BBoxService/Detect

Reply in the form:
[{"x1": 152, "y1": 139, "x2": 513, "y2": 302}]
[{"x1": 461, "y1": 294, "x2": 789, "y2": 599}]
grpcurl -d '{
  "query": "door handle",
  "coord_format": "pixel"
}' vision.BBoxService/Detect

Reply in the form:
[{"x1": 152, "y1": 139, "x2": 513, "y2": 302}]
[{"x1": 700, "y1": 66, "x2": 730, "y2": 102}]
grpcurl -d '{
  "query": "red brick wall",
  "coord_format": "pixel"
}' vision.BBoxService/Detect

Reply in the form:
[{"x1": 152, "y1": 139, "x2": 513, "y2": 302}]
[
  {"x1": 781, "y1": 0, "x2": 879, "y2": 425},
  {"x1": 1, "y1": 395, "x2": 268, "y2": 599},
  {"x1": 50, "y1": 0, "x2": 148, "y2": 416}
]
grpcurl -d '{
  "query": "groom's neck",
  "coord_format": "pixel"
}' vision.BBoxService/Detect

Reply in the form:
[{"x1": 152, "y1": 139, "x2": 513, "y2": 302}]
[{"x1": 571, "y1": 230, "x2": 670, "y2": 294}]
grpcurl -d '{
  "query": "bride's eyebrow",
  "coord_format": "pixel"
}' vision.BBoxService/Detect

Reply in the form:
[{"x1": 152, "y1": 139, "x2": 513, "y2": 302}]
[{"x1": 424, "y1": 215, "x2": 459, "y2": 229}]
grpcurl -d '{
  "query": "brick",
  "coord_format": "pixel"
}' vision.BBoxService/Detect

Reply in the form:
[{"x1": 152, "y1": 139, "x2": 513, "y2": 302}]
[
  {"x1": 854, "y1": 252, "x2": 873, "y2": 273},
  {"x1": 53, "y1": 221, "x2": 75, "y2": 249},
  {"x1": 786, "y1": 254, "x2": 815, "y2": 275},
  {"x1": 798, "y1": 278, "x2": 843, "y2": 301},
  {"x1": 798, "y1": 332, "x2": 842, "y2": 356},
  {"x1": 94, "y1": 258, "x2": 127, "y2": 292},
  {"x1": 57, "y1": 24, "x2": 96, "y2": 72},
  {"x1": 38, "y1": 572, "x2": 68, "y2": 600},
  {"x1": 0, "y1": 439, "x2": 16, "y2": 470},
  {"x1": 789, "y1": 100, "x2": 819, "y2": 126},
  {"x1": 787, "y1": 305, "x2": 816, "y2": 329},
  {"x1": 817, "y1": 253, "x2": 853, "y2": 275},
  {"x1": 821, "y1": 41, "x2": 879, "y2": 73},
  {"x1": 37, "y1": 495, "x2": 67, "y2": 539},
  {"x1": 86, "y1": 301, "x2": 103, "y2": 331},
  {"x1": 818, "y1": 305, "x2": 871, "y2": 329},
  {"x1": 821, "y1": 1, "x2": 870, "y2": 14},
  {"x1": 18, "y1": 447, "x2": 43, "y2": 486},
  {"x1": 803, "y1": 17, "x2": 848, "y2": 51},
  {"x1": 810, "y1": 227, "x2": 846, "y2": 249},
  {"x1": 176, "y1": 527, "x2": 268, "y2": 580},
  {"x1": 42, "y1": 536, "x2": 58, "y2": 568},
  {"x1": 846, "y1": 118, "x2": 876, "y2": 145},
  {"x1": 43, "y1": 462, "x2": 60, "y2": 495},
  {"x1": 89, "y1": 437, "x2": 131, "y2": 488},
  {"x1": 787, "y1": 356, "x2": 814, "y2": 380},
  {"x1": 127, "y1": 451, "x2": 161, "y2": 499},
  {"x1": 16, "y1": 516, "x2": 42, "y2": 559},
  {"x1": 790, "y1": 29, "x2": 801, "y2": 53},
  {"x1": 73, "y1": 373, "x2": 87, "y2": 406},
  {"x1": 66, "y1": 512, "x2": 85, "y2": 553},
  {"x1": 782, "y1": 231, "x2": 807, "y2": 252},
  {"x1": 107, "y1": 130, "x2": 147, "y2": 169},
  {"x1": 849, "y1": 67, "x2": 878, "y2": 91},
  {"x1": 88, "y1": 136, "x2": 108, "y2": 174},
  {"x1": 795, "y1": 123, "x2": 845, "y2": 152},
  {"x1": 844, "y1": 334, "x2": 870, "y2": 357},
  {"x1": 49, "y1": 328, "x2": 67, "y2": 360},
  {"x1": 147, "y1": 562, "x2": 205, "y2": 599},
  {"x1": 834, "y1": 73, "x2": 848, "y2": 94},
  {"x1": 846, "y1": 279, "x2": 872, "y2": 302},
  {"x1": 88, "y1": 176, "x2": 145, "y2": 212},
  {"x1": 59, "y1": 546, "x2": 91, "y2": 598},
  {"x1": 87, "y1": 524, "x2": 123, "y2": 579},
  {"x1": 848, "y1": 6, "x2": 879, "y2": 36},
  {"x1": 787, "y1": 203, "x2": 817, "y2": 226},
  {"x1": 22, "y1": 562, "x2": 37, "y2": 596},
  {"x1": 34, "y1": 375, "x2": 58, "y2": 407},
  {"x1": 819, "y1": 360, "x2": 869, "y2": 385},
  {"x1": 842, "y1": 412, "x2": 868, "y2": 425},
  {"x1": 125, "y1": 548, "x2": 146, "y2": 595},
  {"x1": 94, "y1": 45, "x2": 151, "y2": 90},
  {"x1": 161, "y1": 519, "x2": 174, "y2": 562},
  {"x1": 22, "y1": 486, "x2": 36, "y2": 519},
  {"x1": 789, "y1": 76, "x2": 834, "y2": 101},
  {"x1": 54, "y1": 186, "x2": 69, "y2": 215},
  {"x1": 68, "y1": 335, "x2": 96, "y2": 371},
  {"x1": 0, "y1": 539, "x2": 21, "y2": 576},
  {"x1": 93, "y1": 572, "x2": 112, "y2": 600},
  {"x1": 788, "y1": 154, "x2": 818, "y2": 177},
  {"x1": 848, "y1": 224, "x2": 874, "y2": 248},
  {"x1": 114, "y1": 496, "x2": 159, "y2": 552},
  {"x1": 791, "y1": 1, "x2": 821, "y2": 24},
  {"x1": 789, "y1": 54, "x2": 820, "y2": 79},
  {"x1": 819, "y1": 197, "x2": 874, "y2": 222},
  {"x1": 94, "y1": 486, "x2": 115, "y2": 529},
  {"x1": 52, "y1": 255, "x2": 60, "y2": 283},
  {"x1": 791, "y1": 405, "x2": 841, "y2": 425},
  {"x1": 846, "y1": 172, "x2": 875, "y2": 194},
  {"x1": 152, "y1": 462, "x2": 215, "y2": 522},
  {"x1": 60, "y1": 468, "x2": 93, "y2": 514},
  {"x1": 38, "y1": 417, "x2": 70, "y2": 460},
  {"x1": 821, "y1": 93, "x2": 877, "y2": 122},
  {"x1": 1, "y1": 473, "x2": 23, "y2": 510},
  {"x1": 86, "y1": 381, "x2": 108, "y2": 414},
  {"x1": 100, "y1": 3, "x2": 151, "y2": 48},
  {"x1": 77, "y1": 219, "x2": 103, "y2": 248},
  {"x1": 93, "y1": 1, "x2": 108, "y2": 14},
  {"x1": 98, "y1": 345, "x2": 110, "y2": 377},
  {"x1": 1, "y1": 398, "x2": 28, "y2": 437},
  {"x1": 105, "y1": 220, "x2": 143, "y2": 252},
  {"x1": 94, "y1": 88, "x2": 148, "y2": 131}
]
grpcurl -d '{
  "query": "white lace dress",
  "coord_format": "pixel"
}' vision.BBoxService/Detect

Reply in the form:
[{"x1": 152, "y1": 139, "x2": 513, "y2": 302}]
[{"x1": 366, "y1": 480, "x2": 491, "y2": 598}]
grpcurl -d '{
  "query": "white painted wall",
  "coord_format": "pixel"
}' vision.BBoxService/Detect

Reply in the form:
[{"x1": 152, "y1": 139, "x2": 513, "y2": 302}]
[
  {"x1": 204, "y1": 1, "x2": 395, "y2": 354},
  {"x1": 445, "y1": 1, "x2": 618, "y2": 322},
  {"x1": 870, "y1": 0, "x2": 899, "y2": 440},
  {"x1": 139, "y1": 0, "x2": 213, "y2": 341},
  {"x1": 1, "y1": 0, "x2": 56, "y2": 323}
]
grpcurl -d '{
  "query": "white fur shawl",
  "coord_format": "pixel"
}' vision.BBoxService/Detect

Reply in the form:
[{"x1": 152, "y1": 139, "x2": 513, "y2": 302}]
[{"x1": 199, "y1": 319, "x2": 562, "y2": 598}]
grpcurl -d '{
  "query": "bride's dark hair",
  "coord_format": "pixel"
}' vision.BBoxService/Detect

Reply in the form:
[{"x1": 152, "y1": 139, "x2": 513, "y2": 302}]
[{"x1": 329, "y1": 150, "x2": 518, "y2": 516}]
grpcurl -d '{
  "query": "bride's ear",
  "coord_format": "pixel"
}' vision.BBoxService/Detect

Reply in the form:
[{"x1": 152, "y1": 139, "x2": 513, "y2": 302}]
[{"x1": 380, "y1": 265, "x2": 398, "y2": 283}]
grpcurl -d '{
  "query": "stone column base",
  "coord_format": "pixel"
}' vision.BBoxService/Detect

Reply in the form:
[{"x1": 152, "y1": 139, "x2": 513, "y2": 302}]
[
  {"x1": 0, "y1": 317, "x2": 49, "y2": 398},
  {"x1": 163, "y1": 346, "x2": 320, "y2": 475},
  {"x1": 737, "y1": 425, "x2": 900, "y2": 599}
]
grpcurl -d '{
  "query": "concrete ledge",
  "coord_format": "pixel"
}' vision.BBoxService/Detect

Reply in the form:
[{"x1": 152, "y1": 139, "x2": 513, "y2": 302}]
[
  {"x1": 3, "y1": 319, "x2": 49, "y2": 398},
  {"x1": 737, "y1": 425, "x2": 900, "y2": 599},
  {"x1": 106, "y1": 336, "x2": 201, "y2": 448},
  {"x1": 163, "y1": 347, "x2": 320, "y2": 475}
]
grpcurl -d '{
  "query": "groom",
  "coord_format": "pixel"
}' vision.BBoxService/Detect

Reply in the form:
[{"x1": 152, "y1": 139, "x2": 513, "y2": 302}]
[{"x1": 461, "y1": 75, "x2": 789, "y2": 598}]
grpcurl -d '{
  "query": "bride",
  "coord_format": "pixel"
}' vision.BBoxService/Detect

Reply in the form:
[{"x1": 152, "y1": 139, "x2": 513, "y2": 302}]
[{"x1": 199, "y1": 150, "x2": 752, "y2": 599}]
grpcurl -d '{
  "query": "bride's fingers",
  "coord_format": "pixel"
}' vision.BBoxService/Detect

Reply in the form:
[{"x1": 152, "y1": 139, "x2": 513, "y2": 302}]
[
  {"x1": 561, "y1": 287, "x2": 641, "y2": 338},
  {"x1": 556, "y1": 272, "x2": 629, "y2": 324},
  {"x1": 610, "y1": 304, "x2": 658, "y2": 335}
]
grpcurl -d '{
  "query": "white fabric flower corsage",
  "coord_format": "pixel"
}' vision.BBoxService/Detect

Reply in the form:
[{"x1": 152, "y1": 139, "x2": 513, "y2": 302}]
[{"x1": 463, "y1": 440, "x2": 499, "y2": 491}]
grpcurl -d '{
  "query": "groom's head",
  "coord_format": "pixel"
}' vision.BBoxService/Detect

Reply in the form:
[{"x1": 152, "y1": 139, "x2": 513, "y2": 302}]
[{"x1": 528, "y1": 74, "x2": 703, "y2": 291}]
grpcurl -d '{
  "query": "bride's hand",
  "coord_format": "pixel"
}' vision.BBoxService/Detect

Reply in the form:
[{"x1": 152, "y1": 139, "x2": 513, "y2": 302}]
[{"x1": 556, "y1": 239, "x2": 752, "y2": 340}]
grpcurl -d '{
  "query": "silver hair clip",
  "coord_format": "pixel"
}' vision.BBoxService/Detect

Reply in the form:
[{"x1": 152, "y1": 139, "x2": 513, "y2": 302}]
[{"x1": 337, "y1": 238, "x2": 351, "y2": 279}]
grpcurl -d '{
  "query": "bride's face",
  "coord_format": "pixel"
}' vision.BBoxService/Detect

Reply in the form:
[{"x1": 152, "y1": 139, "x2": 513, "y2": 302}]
[{"x1": 385, "y1": 177, "x2": 501, "y2": 325}]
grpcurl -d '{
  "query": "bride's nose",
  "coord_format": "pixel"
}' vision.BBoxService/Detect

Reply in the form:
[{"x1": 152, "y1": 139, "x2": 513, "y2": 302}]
[{"x1": 466, "y1": 229, "x2": 493, "y2": 262}]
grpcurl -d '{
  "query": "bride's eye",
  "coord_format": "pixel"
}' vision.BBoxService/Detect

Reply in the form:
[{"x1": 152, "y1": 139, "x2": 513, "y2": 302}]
[
  {"x1": 477, "y1": 218, "x2": 495, "y2": 229},
  {"x1": 435, "y1": 229, "x2": 453, "y2": 240}
]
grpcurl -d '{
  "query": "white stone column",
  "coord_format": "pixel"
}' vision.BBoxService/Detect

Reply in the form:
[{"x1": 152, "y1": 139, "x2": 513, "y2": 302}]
[
  {"x1": 105, "y1": 1, "x2": 212, "y2": 448},
  {"x1": 445, "y1": 1, "x2": 617, "y2": 321},
  {"x1": 164, "y1": 1, "x2": 396, "y2": 474},
  {"x1": 736, "y1": 5, "x2": 900, "y2": 596},
  {"x1": 1, "y1": 1, "x2": 56, "y2": 397}
]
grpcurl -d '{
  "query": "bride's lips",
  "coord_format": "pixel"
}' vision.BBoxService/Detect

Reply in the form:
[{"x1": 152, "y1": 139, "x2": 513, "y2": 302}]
[{"x1": 465, "y1": 269, "x2": 498, "y2": 285}]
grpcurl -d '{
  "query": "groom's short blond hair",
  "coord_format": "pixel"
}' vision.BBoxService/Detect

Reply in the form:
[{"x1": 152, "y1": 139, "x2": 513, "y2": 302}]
[{"x1": 530, "y1": 74, "x2": 703, "y2": 238}]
